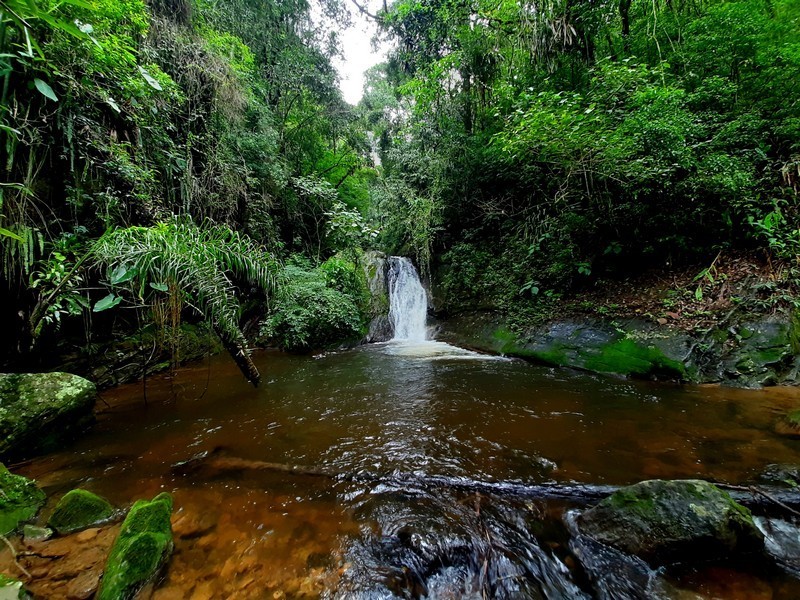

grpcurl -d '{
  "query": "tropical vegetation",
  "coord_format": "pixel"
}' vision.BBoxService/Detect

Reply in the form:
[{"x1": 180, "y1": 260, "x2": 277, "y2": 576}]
[{"x1": 1, "y1": 0, "x2": 798, "y2": 379}]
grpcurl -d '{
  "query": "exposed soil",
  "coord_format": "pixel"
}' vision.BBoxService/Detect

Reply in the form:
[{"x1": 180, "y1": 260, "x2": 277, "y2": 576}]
[{"x1": 563, "y1": 251, "x2": 798, "y2": 333}]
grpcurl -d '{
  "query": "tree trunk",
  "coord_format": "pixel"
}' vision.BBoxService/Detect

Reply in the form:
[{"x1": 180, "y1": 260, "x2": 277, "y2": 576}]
[
  {"x1": 619, "y1": 0, "x2": 632, "y2": 55},
  {"x1": 214, "y1": 329, "x2": 260, "y2": 387}
]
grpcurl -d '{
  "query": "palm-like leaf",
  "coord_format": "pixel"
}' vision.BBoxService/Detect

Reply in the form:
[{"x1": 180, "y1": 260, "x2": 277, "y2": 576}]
[{"x1": 93, "y1": 219, "x2": 282, "y2": 383}]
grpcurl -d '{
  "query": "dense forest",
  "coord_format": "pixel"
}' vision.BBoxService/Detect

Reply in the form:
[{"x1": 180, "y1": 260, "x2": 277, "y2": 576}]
[
  {"x1": 2, "y1": 1, "x2": 800, "y2": 597},
  {"x1": 1, "y1": 0, "x2": 799, "y2": 376}
]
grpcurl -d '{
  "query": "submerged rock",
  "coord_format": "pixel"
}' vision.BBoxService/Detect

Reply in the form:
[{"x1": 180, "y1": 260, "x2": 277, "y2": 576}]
[
  {"x1": 0, "y1": 372, "x2": 96, "y2": 460},
  {"x1": 22, "y1": 524, "x2": 53, "y2": 541},
  {"x1": 774, "y1": 410, "x2": 800, "y2": 438},
  {"x1": 97, "y1": 492, "x2": 174, "y2": 600},
  {"x1": 48, "y1": 489, "x2": 114, "y2": 535},
  {"x1": 576, "y1": 480, "x2": 764, "y2": 564},
  {"x1": 0, "y1": 463, "x2": 46, "y2": 536}
]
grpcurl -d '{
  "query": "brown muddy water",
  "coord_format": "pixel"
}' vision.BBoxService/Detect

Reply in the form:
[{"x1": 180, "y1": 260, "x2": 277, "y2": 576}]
[{"x1": 4, "y1": 341, "x2": 800, "y2": 599}]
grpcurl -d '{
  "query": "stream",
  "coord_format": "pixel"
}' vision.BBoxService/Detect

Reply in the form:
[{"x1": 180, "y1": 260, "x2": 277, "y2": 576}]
[{"x1": 5, "y1": 259, "x2": 800, "y2": 598}]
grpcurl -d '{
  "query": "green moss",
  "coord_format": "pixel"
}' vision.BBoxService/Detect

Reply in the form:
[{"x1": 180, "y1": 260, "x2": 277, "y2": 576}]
[
  {"x1": 583, "y1": 338, "x2": 686, "y2": 379},
  {"x1": 606, "y1": 486, "x2": 657, "y2": 516},
  {"x1": 582, "y1": 480, "x2": 761, "y2": 561},
  {"x1": 491, "y1": 327, "x2": 564, "y2": 363},
  {"x1": 786, "y1": 410, "x2": 800, "y2": 427},
  {"x1": 47, "y1": 489, "x2": 114, "y2": 534},
  {"x1": 0, "y1": 372, "x2": 96, "y2": 460},
  {"x1": 0, "y1": 463, "x2": 46, "y2": 536},
  {"x1": 97, "y1": 492, "x2": 174, "y2": 600}
]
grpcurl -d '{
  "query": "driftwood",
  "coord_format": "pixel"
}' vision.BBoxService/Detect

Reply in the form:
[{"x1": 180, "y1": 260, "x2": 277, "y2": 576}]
[{"x1": 172, "y1": 448, "x2": 800, "y2": 514}]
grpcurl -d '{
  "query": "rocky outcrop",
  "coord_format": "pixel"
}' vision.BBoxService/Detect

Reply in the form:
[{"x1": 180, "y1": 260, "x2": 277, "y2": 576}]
[
  {"x1": 360, "y1": 251, "x2": 392, "y2": 342},
  {"x1": 48, "y1": 489, "x2": 115, "y2": 535},
  {"x1": 437, "y1": 310, "x2": 800, "y2": 386},
  {"x1": 0, "y1": 372, "x2": 96, "y2": 461},
  {"x1": 0, "y1": 463, "x2": 45, "y2": 536},
  {"x1": 97, "y1": 492, "x2": 174, "y2": 600},
  {"x1": 576, "y1": 479, "x2": 764, "y2": 564}
]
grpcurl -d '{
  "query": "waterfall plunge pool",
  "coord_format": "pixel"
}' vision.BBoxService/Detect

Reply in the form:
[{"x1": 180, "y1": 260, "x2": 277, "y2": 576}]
[{"x1": 6, "y1": 345, "x2": 800, "y2": 599}]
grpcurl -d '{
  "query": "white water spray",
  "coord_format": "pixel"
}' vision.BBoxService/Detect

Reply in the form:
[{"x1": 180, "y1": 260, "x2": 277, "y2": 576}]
[{"x1": 388, "y1": 257, "x2": 428, "y2": 341}]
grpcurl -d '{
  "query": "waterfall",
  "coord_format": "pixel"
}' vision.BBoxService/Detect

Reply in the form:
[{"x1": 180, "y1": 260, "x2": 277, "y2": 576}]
[{"x1": 388, "y1": 257, "x2": 428, "y2": 341}]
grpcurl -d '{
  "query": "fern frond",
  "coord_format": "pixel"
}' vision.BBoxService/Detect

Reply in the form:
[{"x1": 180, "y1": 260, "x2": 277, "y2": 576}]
[{"x1": 93, "y1": 218, "x2": 281, "y2": 350}]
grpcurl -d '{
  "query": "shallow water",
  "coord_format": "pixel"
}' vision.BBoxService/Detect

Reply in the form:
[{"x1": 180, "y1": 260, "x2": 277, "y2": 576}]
[{"x1": 7, "y1": 341, "x2": 800, "y2": 598}]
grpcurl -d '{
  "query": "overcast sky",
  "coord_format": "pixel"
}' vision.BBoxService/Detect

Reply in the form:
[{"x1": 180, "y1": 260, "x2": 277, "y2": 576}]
[{"x1": 331, "y1": 2, "x2": 388, "y2": 105}]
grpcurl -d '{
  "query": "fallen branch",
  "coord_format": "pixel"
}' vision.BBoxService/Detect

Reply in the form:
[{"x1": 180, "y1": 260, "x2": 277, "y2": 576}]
[
  {"x1": 0, "y1": 534, "x2": 32, "y2": 579},
  {"x1": 172, "y1": 449, "x2": 800, "y2": 515}
]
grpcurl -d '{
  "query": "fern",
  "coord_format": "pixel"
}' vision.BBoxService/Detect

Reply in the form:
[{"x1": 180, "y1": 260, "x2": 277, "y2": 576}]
[{"x1": 93, "y1": 218, "x2": 282, "y2": 365}]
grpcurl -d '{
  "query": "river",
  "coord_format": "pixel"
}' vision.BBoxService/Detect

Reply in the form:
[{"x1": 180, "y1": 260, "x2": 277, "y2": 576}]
[
  {"x1": 5, "y1": 257, "x2": 800, "y2": 598},
  {"x1": 8, "y1": 341, "x2": 800, "y2": 599}
]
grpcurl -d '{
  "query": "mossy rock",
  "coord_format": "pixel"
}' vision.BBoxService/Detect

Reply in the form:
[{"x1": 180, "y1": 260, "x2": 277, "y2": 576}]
[
  {"x1": 582, "y1": 338, "x2": 687, "y2": 379},
  {"x1": 97, "y1": 492, "x2": 174, "y2": 600},
  {"x1": 0, "y1": 574, "x2": 27, "y2": 599},
  {"x1": 759, "y1": 464, "x2": 800, "y2": 488},
  {"x1": 0, "y1": 372, "x2": 96, "y2": 461},
  {"x1": 0, "y1": 463, "x2": 45, "y2": 536},
  {"x1": 47, "y1": 489, "x2": 114, "y2": 535},
  {"x1": 577, "y1": 479, "x2": 764, "y2": 564}
]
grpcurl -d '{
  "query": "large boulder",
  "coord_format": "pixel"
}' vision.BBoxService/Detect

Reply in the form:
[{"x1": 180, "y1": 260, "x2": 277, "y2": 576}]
[
  {"x1": 0, "y1": 463, "x2": 46, "y2": 536},
  {"x1": 0, "y1": 372, "x2": 96, "y2": 460},
  {"x1": 577, "y1": 480, "x2": 764, "y2": 564},
  {"x1": 97, "y1": 492, "x2": 174, "y2": 600},
  {"x1": 48, "y1": 489, "x2": 115, "y2": 535}
]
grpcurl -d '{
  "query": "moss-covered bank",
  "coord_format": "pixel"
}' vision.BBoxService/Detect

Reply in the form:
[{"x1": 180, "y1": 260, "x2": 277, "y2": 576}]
[{"x1": 437, "y1": 311, "x2": 800, "y2": 387}]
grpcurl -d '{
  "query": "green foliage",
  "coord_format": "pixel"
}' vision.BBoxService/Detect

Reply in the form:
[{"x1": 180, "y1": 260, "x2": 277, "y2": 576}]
[
  {"x1": 261, "y1": 256, "x2": 367, "y2": 352},
  {"x1": 93, "y1": 219, "x2": 281, "y2": 350},
  {"x1": 363, "y1": 0, "x2": 800, "y2": 313},
  {"x1": 0, "y1": 0, "x2": 373, "y2": 364},
  {"x1": 0, "y1": 463, "x2": 46, "y2": 536}
]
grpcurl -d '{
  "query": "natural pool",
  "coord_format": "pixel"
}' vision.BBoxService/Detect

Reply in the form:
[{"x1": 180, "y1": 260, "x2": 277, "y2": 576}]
[{"x1": 5, "y1": 341, "x2": 800, "y2": 598}]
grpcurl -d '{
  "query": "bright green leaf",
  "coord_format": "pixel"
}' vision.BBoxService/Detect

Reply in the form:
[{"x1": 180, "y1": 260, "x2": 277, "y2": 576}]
[
  {"x1": 110, "y1": 265, "x2": 136, "y2": 285},
  {"x1": 33, "y1": 78, "x2": 58, "y2": 102},
  {"x1": 138, "y1": 66, "x2": 163, "y2": 91},
  {"x1": 93, "y1": 293, "x2": 122, "y2": 312},
  {"x1": 0, "y1": 227, "x2": 22, "y2": 241}
]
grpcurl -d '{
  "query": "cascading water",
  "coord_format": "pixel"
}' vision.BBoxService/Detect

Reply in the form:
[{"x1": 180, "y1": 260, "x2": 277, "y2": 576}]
[{"x1": 387, "y1": 256, "x2": 428, "y2": 341}]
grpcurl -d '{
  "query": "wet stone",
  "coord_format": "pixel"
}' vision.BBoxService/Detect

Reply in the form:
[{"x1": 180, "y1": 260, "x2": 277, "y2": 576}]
[
  {"x1": 577, "y1": 479, "x2": 765, "y2": 564},
  {"x1": 0, "y1": 463, "x2": 46, "y2": 536},
  {"x1": 22, "y1": 524, "x2": 53, "y2": 541}
]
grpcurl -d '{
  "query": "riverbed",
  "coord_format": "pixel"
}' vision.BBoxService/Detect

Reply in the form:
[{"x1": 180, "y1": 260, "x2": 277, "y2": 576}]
[{"x1": 5, "y1": 341, "x2": 800, "y2": 598}]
